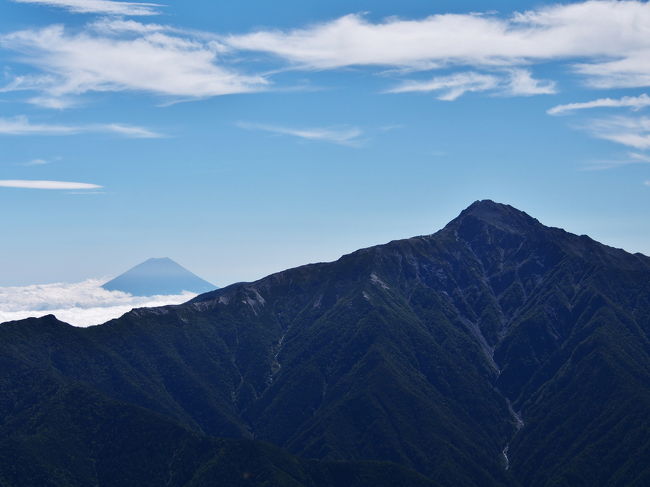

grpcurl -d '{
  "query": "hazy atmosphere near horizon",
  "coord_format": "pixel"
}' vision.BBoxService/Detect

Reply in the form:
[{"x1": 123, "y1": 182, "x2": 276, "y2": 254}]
[
  {"x1": 2, "y1": 0, "x2": 650, "y2": 288},
  {"x1": 1, "y1": 2, "x2": 650, "y2": 486}
]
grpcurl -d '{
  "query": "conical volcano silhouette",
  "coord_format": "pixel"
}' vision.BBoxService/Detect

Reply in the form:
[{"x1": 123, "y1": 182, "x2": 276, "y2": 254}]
[{"x1": 103, "y1": 258, "x2": 216, "y2": 296}]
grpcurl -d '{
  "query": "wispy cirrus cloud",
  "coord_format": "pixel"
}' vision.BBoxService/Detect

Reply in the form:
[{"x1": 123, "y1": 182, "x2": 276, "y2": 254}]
[
  {"x1": 11, "y1": 0, "x2": 162, "y2": 16},
  {"x1": 0, "y1": 21, "x2": 267, "y2": 108},
  {"x1": 387, "y1": 72, "x2": 500, "y2": 101},
  {"x1": 548, "y1": 94, "x2": 650, "y2": 115},
  {"x1": 582, "y1": 152, "x2": 650, "y2": 170},
  {"x1": 20, "y1": 158, "x2": 50, "y2": 166},
  {"x1": 630, "y1": 152, "x2": 650, "y2": 164},
  {"x1": 587, "y1": 116, "x2": 650, "y2": 150},
  {"x1": 237, "y1": 122, "x2": 364, "y2": 146},
  {"x1": 0, "y1": 115, "x2": 161, "y2": 137},
  {"x1": 0, "y1": 279, "x2": 194, "y2": 327},
  {"x1": 0, "y1": 180, "x2": 102, "y2": 190},
  {"x1": 386, "y1": 69, "x2": 555, "y2": 100}
]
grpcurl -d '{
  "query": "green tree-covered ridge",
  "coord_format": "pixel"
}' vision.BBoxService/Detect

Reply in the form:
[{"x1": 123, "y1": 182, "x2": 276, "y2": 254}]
[{"x1": 1, "y1": 200, "x2": 648, "y2": 486}]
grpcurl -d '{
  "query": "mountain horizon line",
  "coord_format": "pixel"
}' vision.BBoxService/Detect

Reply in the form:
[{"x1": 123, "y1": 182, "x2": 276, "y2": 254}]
[{"x1": 1, "y1": 197, "x2": 648, "y2": 486}]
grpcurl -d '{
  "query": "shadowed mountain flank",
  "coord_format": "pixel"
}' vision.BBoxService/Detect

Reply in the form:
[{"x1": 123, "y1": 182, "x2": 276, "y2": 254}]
[{"x1": 2, "y1": 201, "x2": 648, "y2": 486}]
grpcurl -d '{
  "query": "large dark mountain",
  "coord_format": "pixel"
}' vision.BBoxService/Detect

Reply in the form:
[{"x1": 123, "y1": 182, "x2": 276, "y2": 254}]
[
  {"x1": 1, "y1": 201, "x2": 648, "y2": 486},
  {"x1": 102, "y1": 257, "x2": 216, "y2": 296}
]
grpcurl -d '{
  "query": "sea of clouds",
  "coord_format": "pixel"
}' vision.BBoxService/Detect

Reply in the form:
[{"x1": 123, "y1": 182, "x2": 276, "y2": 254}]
[{"x1": 0, "y1": 279, "x2": 196, "y2": 327}]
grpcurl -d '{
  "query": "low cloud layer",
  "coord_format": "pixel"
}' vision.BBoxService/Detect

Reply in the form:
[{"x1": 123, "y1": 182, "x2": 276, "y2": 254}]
[{"x1": 0, "y1": 279, "x2": 196, "y2": 327}]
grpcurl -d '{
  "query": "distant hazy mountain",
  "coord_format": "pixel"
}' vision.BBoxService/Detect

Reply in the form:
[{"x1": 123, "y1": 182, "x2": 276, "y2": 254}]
[
  {"x1": 1, "y1": 201, "x2": 648, "y2": 486},
  {"x1": 102, "y1": 257, "x2": 216, "y2": 296}
]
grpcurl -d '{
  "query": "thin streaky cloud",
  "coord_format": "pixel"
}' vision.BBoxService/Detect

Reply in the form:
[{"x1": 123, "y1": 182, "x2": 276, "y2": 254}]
[
  {"x1": 21, "y1": 158, "x2": 50, "y2": 166},
  {"x1": 27, "y1": 96, "x2": 79, "y2": 109},
  {"x1": 645, "y1": 181, "x2": 650, "y2": 186},
  {"x1": 237, "y1": 122, "x2": 364, "y2": 146},
  {"x1": 386, "y1": 70, "x2": 555, "y2": 100},
  {"x1": 0, "y1": 116, "x2": 162, "y2": 138},
  {"x1": 586, "y1": 116, "x2": 650, "y2": 150},
  {"x1": 11, "y1": 0, "x2": 162, "y2": 16},
  {"x1": 630, "y1": 152, "x2": 650, "y2": 163},
  {"x1": 548, "y1": 94, "x2": 650, "y2": 115},
  {"x1": 387, "y1": 72, "x2": 500, "y2": 101},
  {"x1": 582, "y1": 152, "x2": 650, "y2": 171},
  {"x1": 0, "y1": 180, "x2": 102, "y2": 190},
  {"x1": 102, "y1": 123, "x2": 162, "y2": 138}
]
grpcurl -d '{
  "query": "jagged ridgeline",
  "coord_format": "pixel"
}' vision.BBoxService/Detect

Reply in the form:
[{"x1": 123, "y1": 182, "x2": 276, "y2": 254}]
[{"x1": 1, "y1": 201, "x2": 648, "y2": 487}]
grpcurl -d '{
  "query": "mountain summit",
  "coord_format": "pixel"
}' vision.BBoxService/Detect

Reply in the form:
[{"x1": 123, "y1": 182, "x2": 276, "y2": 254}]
[
  {"x1": 1, "y1": 201, "x2": 648, "y2": 486},
  {"x1": 102, "y1": 257, "x2": 216, "y2": 296}
]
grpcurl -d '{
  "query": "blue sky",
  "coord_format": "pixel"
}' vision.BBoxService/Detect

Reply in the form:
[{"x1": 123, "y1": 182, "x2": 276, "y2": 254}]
[{"x1": 1, "y1": 0, "x2": 650, "y2": 287}]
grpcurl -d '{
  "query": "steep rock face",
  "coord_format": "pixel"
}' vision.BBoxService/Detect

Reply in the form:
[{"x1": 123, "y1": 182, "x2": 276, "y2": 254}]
[{"x1": 1, "y1": 201, "x2": 649, "y2": 486}]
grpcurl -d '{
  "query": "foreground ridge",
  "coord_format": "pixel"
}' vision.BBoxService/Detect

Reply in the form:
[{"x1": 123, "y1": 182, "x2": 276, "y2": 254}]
[{"x1": 1, "y1": 200, "x2": 649, "y2": 487}]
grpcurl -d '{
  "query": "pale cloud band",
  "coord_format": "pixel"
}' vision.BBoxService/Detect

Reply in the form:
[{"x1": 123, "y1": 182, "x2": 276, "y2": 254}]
[
  {"x1": 3, "y1": 1, "x2": 650, "y2": 109},
  {"x1": 582, "y1": 152, "x2": 650, "y2": 171},
  {"x1": 548, "y1": 94, "x2": 650, "y2": 115},
  {"x1": 587, "y1": 116, "x2": 650, "y2": 150},
  {"x1": 387, "y1": 72, "x2": 500, "y2": 101},
  {"x1": 386, "y1": 69, "x2": 555, "y2": 100},
  {"x1": 237, "y1": 122, "x2": 364, "y2": 146},
  {"x1": 11, "y1": 0, "x2": 162, "y2": 16},
  {"x1": 0, "y1": 279, "x2": 195, "y2": 327},
  {"x1": 0, "y1": 116, "x2": 161, "y2": 138},
  {"x1": 0, "y1": 180, "x2": 102, "y2": 190},
  {"x1": 226, "y1": 1, "x2": 650, "y2": 91}
]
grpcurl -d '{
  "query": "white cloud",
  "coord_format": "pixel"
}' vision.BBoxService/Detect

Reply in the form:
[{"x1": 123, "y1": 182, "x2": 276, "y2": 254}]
[
  {"x1": 0, "y1": 180, "x2": 101, "y2": 190},
  {"x1": 0, "y1": 22, "x2": 267, "y2": 107},
  {"x1": 12, "y1": 0, "x2": 162, "y2": 16},
  {"x1": 587, "y1": 116, "x2": 650, "y2": 149},
  {"x1": 645, "y1": 180, "x2": 650, "y2": 186},
  {"x1": 582, "y1": 151, "x2": 650, "y2": 170},
  {"x1": 630, "y1": 152, "x2": 650, "y2": 163},
  {"x1": 237, "y1": 122, "x2": 364, "y2": 146},
  {"x1": 575, "y1": 52, "x2": 650, "y2": 89},
  {"x1": 20, "y1": 158, "x2": 50, "y2": 166},
  {"x1": 387, "y1": 72, "x2": 499, "y2": 101},
  {"x1": 386, "y1": 69, "x2": 554, "y2": 100},
  {"x1": 27, "y1": 96, "x2": 79, "y2": 109},
  {"x1": 548, "y1": 94, "x2": 650, "y2": 115},
  {"x1": 101, "y1": 123, "x2": 161, "y2": 138},
  {"x1": 0, "y1": 115, "x2": 161, "y2": 137},
  {"x1": 506, "y1": 69, "x2": 556, "y2": 96},
  {"x1": 0, "y1": 279, "x2": 195, "y2": 327},
  {"x1": 226, "y1": 2, "x2": 650, "y2": 89}
]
